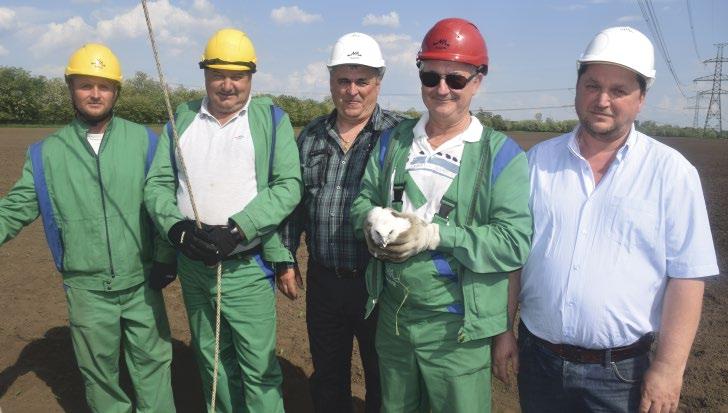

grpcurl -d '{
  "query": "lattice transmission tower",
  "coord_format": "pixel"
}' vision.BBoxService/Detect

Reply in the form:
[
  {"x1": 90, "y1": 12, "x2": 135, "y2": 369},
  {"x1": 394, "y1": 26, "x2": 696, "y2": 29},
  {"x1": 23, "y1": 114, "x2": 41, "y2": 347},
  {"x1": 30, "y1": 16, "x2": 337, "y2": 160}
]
[
  {"x1": 694, "y1": 43, "x2": 728, "y2": 136},
  {"x1": 685, "y1": 90, "x2": 709, "y2": 129}
]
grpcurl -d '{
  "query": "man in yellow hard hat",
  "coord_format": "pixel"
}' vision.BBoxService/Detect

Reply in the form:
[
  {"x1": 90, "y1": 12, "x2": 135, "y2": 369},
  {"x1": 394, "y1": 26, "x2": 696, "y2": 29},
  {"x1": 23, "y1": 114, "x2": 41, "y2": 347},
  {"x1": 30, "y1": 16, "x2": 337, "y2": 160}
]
[
  {"x1": 145, "y1": 28, "x2": 302, "y2": 412},
  {"x1": 0, "y1": 43, "x2": 176, "y2": 412}
]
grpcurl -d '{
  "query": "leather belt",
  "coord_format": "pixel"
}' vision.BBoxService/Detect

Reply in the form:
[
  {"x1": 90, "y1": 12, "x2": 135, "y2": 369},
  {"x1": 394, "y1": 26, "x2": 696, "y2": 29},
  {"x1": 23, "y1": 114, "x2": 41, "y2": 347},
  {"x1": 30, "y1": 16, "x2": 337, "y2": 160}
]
[
  {"x1": 309, "y1": 260, "x2": 360, "y2": 279},
  {"x1": 523, "y1": 324, "x2": 654, "y2": 364}
]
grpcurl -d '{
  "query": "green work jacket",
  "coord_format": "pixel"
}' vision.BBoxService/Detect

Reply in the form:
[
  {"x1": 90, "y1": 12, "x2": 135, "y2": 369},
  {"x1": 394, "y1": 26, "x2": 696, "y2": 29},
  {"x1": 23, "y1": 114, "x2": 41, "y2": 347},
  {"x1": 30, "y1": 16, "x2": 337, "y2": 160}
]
[
  {"x1": 0, "y1": 116, "x2": 174, "y2": 291},
  {"x1": 350, "y1": 118, "x2": 533, "y2": 342},
  {"x1": 144, "y1": 96, "x2": 302, "y2": 264}
]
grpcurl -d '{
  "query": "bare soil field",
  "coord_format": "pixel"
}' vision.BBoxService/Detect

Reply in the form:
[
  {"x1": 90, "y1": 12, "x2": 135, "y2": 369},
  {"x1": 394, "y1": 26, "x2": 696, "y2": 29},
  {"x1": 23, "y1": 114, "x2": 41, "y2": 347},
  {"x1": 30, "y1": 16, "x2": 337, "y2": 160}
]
[{"x1": 0, "y1": 128, "x2": 725, "y2": 412}]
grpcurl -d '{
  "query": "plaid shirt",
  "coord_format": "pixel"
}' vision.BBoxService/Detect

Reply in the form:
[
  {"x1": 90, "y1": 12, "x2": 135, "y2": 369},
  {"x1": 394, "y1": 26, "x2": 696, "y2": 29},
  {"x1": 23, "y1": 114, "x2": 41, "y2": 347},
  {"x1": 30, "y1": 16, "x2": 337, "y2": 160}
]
[{"x1": 281, "y1": 105, "x2": 404, "y2": 270}]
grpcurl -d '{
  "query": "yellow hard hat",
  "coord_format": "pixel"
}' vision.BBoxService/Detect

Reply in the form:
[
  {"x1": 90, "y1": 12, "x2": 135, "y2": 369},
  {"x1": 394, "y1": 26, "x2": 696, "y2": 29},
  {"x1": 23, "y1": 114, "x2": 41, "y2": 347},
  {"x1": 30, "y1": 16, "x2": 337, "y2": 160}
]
[
  {"x1": 65, "y1": 43, "x2": 122, "y2": 83},
  {"x1": 199, "y1": 28, "x2": 257, "y2": 72}
]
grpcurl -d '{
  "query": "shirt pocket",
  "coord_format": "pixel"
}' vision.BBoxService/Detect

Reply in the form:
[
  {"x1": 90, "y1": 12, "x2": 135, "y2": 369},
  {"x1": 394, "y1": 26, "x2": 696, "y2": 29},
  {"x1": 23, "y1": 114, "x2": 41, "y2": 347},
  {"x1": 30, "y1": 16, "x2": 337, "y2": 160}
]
[
  {"x1": 302, "y1": 150, "x2": 329, "y2": 189},
  {"x1": 608, "y1": 196, "x2": 659, "y2": 253}
]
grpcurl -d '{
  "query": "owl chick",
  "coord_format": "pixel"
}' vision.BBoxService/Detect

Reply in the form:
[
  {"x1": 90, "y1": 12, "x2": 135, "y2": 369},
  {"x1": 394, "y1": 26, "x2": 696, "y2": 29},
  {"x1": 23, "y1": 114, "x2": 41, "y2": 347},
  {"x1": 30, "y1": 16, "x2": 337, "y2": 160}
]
[{"x1": 367, "y1": 207, "x2": 411, "y2": 248}]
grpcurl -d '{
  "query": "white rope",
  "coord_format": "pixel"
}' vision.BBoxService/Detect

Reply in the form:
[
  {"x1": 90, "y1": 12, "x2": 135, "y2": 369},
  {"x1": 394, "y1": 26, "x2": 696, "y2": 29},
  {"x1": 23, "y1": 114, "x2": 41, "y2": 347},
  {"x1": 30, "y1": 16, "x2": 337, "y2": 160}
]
[{"x1": 140, "y1": 2, "x2": 224, "y2": 412}]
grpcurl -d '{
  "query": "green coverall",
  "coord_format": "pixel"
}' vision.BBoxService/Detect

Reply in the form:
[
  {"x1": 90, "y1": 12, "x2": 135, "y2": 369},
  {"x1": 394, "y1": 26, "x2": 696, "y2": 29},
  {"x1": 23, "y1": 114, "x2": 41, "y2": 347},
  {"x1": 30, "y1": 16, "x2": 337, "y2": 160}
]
[
  {"x1": 350, "y1": 118, "x2": 532, "y2": 412},
  {"x1": 0, "y1": 117, "x2": 175, "y2": 412},
  {"x1": 144, "y1": 97, "x2": 302, "y2": 413}
]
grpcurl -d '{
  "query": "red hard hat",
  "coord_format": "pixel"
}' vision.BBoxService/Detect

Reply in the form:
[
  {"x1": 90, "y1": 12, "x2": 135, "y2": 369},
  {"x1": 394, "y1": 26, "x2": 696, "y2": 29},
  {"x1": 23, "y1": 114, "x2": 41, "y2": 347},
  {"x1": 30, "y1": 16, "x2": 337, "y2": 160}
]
[{"x1": 417, "y1": 18, "x2": 488, "y2": 73}]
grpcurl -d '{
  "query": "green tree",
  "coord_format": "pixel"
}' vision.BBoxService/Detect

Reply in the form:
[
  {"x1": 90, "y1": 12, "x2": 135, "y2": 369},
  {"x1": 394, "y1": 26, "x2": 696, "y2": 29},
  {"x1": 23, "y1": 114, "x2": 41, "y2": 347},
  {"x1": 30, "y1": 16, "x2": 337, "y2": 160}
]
[
  {"x1": 38, "y1": 77, "x2": 74, "y2": 124},
  {"x1": 0, "y1": 67, "x2": 45, "y2": 123},
  {"x1": 115, "y1": 71, "x2": 167, "y2": 123}
]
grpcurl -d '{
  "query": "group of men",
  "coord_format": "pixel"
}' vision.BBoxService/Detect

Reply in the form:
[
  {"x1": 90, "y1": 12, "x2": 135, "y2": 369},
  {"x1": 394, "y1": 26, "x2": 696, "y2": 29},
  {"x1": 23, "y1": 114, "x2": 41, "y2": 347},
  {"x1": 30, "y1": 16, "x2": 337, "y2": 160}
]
[{"x1": 0, "y1": 16, "x2": 718, "y2": 413}]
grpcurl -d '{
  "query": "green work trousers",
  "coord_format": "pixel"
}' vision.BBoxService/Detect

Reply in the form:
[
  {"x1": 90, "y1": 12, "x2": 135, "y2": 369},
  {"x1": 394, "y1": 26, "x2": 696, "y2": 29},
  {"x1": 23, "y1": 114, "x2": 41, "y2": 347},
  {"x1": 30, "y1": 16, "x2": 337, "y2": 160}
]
[
  {"x1": 65, "y1": 282, "x2": 174, "y2": 413},
  {"x1": 178, "y1": 254, "x2": 284, "y2": 413},
  {"x1": 375, "y1": 296, "x2": 492, "y2": 413}
]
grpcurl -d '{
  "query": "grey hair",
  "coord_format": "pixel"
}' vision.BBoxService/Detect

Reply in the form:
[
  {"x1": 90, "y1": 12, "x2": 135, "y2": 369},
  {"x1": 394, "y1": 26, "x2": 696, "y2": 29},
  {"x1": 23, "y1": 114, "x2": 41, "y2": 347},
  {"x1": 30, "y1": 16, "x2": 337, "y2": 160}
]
[{"x1": 328, "y1": 64, "x2": 386, "y2": 80}]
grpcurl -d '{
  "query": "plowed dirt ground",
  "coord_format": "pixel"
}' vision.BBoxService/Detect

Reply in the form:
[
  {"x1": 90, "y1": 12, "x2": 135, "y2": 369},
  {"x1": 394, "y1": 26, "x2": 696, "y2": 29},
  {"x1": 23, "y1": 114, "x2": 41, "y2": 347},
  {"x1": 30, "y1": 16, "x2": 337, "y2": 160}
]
[{"x1": 1, "y1": 128, "x2": 725, "y2": 412}]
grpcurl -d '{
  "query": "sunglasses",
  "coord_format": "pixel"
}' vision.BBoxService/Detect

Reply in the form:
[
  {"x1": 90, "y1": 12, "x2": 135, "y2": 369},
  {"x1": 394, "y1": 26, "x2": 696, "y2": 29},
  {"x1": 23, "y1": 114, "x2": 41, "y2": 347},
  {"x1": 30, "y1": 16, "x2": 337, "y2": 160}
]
[{"x1": 419, "y1": 70, "x2": 479, "y2": 90}]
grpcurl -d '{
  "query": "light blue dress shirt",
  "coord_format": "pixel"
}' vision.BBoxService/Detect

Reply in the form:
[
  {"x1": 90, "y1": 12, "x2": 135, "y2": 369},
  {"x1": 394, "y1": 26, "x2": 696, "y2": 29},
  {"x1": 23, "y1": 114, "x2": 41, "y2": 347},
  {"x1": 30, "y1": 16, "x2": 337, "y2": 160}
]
[{"x1": 520, "y1": 126, "x2": 719, "y2": 348}]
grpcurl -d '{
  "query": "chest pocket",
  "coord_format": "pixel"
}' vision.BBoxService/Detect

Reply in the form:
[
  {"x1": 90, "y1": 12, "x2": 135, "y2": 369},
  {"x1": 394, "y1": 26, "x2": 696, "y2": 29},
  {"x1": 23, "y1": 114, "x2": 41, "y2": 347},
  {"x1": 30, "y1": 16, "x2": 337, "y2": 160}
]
[
  {"x1": 608, "y1": 196, "x2": 659, "y2": 253},
  {"x1": 303, "y1": 149, "x2": 331, "y2": 189}
]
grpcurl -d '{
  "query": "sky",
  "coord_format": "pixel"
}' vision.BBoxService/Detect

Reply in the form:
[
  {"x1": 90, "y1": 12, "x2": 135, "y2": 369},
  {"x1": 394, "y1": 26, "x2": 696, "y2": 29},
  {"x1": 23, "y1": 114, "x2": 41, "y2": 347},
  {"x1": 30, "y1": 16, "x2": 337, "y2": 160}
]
[{"x1": 0, "y1": 0, "x2": 726, "y2": 127}]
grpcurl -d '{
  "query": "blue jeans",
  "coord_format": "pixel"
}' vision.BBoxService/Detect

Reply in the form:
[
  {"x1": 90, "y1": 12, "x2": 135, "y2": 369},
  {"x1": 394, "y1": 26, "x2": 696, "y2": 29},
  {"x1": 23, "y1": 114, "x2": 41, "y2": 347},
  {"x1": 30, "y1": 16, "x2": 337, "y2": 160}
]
[{"x1": 517, "y1": 323, "x2": 649, "y2": 413}]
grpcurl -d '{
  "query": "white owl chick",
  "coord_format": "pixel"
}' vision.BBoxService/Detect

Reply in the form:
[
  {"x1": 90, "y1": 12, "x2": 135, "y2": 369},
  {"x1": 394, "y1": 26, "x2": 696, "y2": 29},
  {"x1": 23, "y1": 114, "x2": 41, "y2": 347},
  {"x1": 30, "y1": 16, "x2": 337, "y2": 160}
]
[{"x1": 367, "y1": 207, "x2": 411, "y2": 248}]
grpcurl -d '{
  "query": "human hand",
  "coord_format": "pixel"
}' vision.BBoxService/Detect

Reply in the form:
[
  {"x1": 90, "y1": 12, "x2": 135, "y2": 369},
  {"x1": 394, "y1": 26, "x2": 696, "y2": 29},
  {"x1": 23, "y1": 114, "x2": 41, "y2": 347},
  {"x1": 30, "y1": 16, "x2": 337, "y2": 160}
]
[
  {"x1": 639, "y1": 360, "x2": 683, "y2": 413},
  {"x1": 203, "y1": 225, "x2": 243, "y2": 258},
  {"x1": 277, "y1": 266, "x2": 303, "y2": 300},
  {"x1": 492, "y1": 330, "x2": 519, "y2": 386},
  {"x1": 148, "y1": 261, "x2": 177, "y2": 290},
  {"x1": 382, "y1": 211, "x2": 439, "y2": 262},
  {"x1": 168, "y1": 220, "x2": 219, "y2": 265}
]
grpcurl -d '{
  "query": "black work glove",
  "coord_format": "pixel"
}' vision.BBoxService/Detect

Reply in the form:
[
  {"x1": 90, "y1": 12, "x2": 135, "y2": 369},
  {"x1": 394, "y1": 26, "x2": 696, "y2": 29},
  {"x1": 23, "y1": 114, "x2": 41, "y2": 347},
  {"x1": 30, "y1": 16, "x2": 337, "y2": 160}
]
[
  {"x1": 168, "y1": 220, "x2": 219, "y2": 266},
  {"x1": 149, "y1": 261, "x2": 177, "y2": 290},
  {"x1": 203, "y1": 225, "x2": 243, "y2": 258}
]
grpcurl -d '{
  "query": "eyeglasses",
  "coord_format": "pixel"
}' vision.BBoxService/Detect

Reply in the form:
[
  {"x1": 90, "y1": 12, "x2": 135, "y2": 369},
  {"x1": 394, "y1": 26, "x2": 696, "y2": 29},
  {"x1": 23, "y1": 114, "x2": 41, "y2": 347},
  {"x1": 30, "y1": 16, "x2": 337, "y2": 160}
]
[{"x1": 419, "y1": 70, "x2": 479, "y2": 90}]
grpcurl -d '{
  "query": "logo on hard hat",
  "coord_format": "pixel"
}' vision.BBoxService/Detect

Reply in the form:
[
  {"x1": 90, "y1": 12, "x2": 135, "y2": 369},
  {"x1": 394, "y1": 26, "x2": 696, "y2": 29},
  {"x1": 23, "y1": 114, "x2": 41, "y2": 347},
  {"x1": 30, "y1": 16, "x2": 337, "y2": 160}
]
[
  {"x1": 91, "y1": 58, "x2": 106, "y2": 70},
  {"x1": 432, "y1": 39, "x2": 450, "y2": 50},
  {"x1": 347, "y1": 51, "x2": 362, "y2": 59}
]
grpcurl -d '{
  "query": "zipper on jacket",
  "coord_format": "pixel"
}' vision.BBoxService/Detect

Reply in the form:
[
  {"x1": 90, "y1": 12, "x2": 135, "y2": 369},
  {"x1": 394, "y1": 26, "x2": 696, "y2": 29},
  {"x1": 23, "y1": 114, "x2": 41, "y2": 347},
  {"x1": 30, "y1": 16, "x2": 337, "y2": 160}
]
[{"x1": 95, "y1": 145, "x2": 116, "y2": 278}]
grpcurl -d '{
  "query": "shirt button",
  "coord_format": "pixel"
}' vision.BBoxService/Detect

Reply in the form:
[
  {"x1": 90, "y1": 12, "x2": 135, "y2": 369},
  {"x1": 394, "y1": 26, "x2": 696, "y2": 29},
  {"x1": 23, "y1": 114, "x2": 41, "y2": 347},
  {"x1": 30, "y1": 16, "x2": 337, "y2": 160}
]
[
  {"x1": 581, "y1": 230, "x2": 587, "y2": 235},
  {"x1": 336, "y1": 185, "x2": 341, "y2": 190},
  {"x1": 341, "y1": 160, "x2": 346, "y2": 165},
  {"x1": 573, "y1": 265, "x2": 580, "y2": 270},
  {"x1": 330, "y1": 212, "x2": 335, "y2": 216}
]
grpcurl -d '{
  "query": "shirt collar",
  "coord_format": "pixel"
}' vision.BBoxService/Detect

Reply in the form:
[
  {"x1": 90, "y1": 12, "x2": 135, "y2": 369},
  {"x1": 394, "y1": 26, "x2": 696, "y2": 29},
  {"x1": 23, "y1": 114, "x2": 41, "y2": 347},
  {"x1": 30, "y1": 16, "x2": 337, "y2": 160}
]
[
  {"x1": 413, "y1": 112, "x2": 483, "y2": 145},
  {"x1": 368, "y1": 104, "x2": 389, "y2": 132},
  {"x1": 568, "y1": 123, "x2": 637, "y2": 162},
  {"x1": 616, "y1": 125, "x2": 637, "y2": 162}
]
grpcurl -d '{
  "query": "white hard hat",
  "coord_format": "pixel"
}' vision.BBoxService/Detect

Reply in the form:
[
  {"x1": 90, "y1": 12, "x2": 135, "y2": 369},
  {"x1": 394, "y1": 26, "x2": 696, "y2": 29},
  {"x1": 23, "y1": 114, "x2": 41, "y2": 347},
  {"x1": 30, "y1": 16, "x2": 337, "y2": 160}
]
[
  {"x1": 577, "y1": 26, "x2": 656, "y2": 89},
  {"x1": 328, "y1": 32, "x2": 386, "y2": 70}
]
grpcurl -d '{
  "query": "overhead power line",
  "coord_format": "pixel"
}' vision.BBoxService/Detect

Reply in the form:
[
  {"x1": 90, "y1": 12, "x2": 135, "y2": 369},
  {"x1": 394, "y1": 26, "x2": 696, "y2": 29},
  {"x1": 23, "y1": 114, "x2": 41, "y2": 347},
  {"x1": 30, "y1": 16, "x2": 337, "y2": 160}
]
[
  {"x1": 482, "y1": 104, "x2": 575, "y2": 112},
  {"x1": 637, "y1": 0, "x2": 689, "y2": 98},
  {"x1": 686, "y1": 0, "x2": 702, "y2": 61},
  {"x1": 486, "y1": 87, "x2": 575, "y2": 95},
  {"x1": 254, "y1": 87, "x2": 576, "y2": 98}
]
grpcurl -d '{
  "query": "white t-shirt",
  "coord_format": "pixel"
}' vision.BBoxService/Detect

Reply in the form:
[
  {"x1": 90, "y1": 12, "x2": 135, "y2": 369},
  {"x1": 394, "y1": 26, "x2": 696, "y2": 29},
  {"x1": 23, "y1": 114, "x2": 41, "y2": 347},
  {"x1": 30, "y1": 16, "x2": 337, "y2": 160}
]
[{"x1": 87, "y1": 132, "x2": 104, "y2": 154}]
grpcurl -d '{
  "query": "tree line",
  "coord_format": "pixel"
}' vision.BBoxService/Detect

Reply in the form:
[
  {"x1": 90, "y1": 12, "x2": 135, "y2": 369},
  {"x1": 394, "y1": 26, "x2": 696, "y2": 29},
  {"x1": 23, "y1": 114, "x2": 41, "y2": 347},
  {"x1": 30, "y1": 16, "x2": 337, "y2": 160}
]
[
  {"x1": 0, "y1": 66, "x2": 335, "y2": 127},
  {"x1": 1, "y1": 66, "x2": 724, "y2": 138}
]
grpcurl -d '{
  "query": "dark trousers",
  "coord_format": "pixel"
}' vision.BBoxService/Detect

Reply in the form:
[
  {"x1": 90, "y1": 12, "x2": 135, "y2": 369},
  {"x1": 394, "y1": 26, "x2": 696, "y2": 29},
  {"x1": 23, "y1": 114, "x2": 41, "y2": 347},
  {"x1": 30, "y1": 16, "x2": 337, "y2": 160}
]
[{"x1": 307, "y1": 261, "x2": 381, "y2": 413}]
